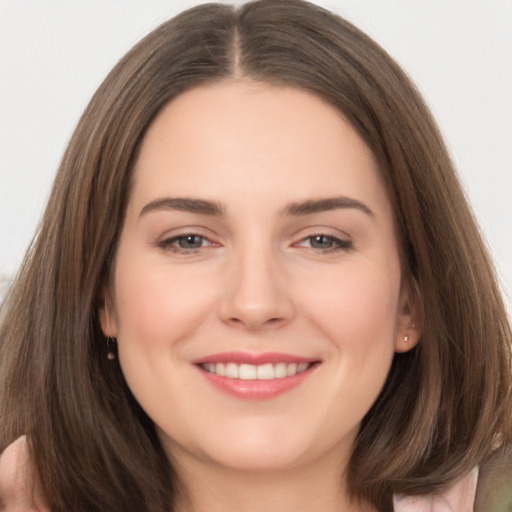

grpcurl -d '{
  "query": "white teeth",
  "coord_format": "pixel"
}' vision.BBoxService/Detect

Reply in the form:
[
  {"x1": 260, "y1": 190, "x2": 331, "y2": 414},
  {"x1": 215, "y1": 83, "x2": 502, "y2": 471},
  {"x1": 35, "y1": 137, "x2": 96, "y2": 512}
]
[
  {"x1": 286, "y1": 363, "x2": 297, "y2": 376},
  {"x1": 239, "y1": 364, "x2": 257, "y2": 380},
  {"x1": 225, "y1": 362, "x2": 239, "y2": 379},
  {"x1": 216, "y1": 362, "x2": 225, "y2": 377},
  {"x1": 202, "y1": 361, "x2": 312, "y2": 379},
  {"x1": 256, "y1": 363, "x2": 274, "y2": 380},
  {"x1": 274, "y1": 362, "x2": 287, "y2": 378}
]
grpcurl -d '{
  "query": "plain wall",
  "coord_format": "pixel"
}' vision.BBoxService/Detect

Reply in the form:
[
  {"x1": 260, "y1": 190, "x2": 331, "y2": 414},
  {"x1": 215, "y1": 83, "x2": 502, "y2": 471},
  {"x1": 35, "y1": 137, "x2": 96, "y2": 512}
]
[{"x1": 1, "y1": 0, "x2": 511, "y2": 309}]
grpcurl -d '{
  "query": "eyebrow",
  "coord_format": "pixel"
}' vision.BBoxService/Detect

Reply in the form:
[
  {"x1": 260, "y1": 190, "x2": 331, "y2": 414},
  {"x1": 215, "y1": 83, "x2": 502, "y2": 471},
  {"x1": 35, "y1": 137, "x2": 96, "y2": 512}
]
[
  {"x1": 139, "y1": 197, "x2": 223, "y2": 217},
  {"x1": 138, "y1": 195, "x2": 374, "y2": 219},
  {"x1": 283, "y1": 197, "x2": 374, "y2": 217}
]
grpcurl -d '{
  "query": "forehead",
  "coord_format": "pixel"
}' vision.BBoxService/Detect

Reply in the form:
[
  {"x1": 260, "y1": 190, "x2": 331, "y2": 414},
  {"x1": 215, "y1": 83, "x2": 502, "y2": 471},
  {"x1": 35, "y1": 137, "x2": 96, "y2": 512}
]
[{"x1": 130, "y1": 80, "x2": 390, "y2": 218}]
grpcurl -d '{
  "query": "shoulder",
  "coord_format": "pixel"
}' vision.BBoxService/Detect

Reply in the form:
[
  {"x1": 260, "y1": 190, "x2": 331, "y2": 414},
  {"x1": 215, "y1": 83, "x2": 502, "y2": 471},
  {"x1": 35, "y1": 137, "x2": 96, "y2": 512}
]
[
  {"x1": 0, "y1": 436, "x2": 50, "y2": 511},
  {"x1": 475, "y1": 448, "x2": 512, "y2": 512},
  {"x1": 393, "y1": 467, "x2": 478, "y2": 512}
]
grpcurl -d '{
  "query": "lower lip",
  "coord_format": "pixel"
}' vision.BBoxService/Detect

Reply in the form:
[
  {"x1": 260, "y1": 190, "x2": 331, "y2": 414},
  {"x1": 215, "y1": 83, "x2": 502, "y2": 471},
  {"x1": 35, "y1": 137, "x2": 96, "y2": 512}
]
[{"x1": 196, "y1": 365, "x2": 317, "y2": 400}]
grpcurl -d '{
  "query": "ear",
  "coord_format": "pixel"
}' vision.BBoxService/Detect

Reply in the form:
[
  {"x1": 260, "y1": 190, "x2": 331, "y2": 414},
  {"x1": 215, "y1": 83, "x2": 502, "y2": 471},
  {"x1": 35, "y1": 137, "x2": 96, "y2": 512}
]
[
  {"x1": 98, "y1": 293, "x2": 119, "y2": 338},
  {"x1": 394, "y1": 275, "x2": 422, "y2": 353}
]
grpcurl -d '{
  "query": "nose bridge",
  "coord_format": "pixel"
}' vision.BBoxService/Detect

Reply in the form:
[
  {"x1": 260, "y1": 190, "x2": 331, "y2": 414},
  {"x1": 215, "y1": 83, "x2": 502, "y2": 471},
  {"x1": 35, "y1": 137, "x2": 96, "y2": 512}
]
[{"x1": 219, "y1": 233, "x2": 294, "y2": 329}]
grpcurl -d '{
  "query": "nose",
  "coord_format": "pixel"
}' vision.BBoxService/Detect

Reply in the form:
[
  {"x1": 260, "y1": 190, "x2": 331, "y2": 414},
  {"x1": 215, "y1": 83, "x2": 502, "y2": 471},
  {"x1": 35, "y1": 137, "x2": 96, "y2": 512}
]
[{"x1": 218, "y1": 247, "x2": 295, "y2": 331}]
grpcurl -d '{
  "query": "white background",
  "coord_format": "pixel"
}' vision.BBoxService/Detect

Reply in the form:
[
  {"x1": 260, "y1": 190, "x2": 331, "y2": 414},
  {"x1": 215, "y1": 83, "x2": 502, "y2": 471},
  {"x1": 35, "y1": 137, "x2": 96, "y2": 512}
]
[{"x1": 1, "y1": 0, "x2": 511, "y2": 310}]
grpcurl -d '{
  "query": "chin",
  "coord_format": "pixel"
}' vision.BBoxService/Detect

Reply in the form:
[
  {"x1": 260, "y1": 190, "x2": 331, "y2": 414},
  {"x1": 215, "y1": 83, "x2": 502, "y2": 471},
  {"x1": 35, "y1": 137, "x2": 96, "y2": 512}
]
[
  {"x1": 187, "y1": 420, "x2": 341, "y2": 473},
  {"x1": 207, "y1": 443, "x2": 312, "y2": 473}
]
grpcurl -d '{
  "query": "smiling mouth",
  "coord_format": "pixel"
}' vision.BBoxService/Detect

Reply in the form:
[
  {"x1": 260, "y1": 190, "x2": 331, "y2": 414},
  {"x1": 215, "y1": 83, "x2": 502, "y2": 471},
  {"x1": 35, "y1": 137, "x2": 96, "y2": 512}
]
[
  {"x1": 199, "y1": 361, "x2": 312, "y2": 380},
  {"x1": 194, "y1": 354, "x2": 320, "y2": 400}
]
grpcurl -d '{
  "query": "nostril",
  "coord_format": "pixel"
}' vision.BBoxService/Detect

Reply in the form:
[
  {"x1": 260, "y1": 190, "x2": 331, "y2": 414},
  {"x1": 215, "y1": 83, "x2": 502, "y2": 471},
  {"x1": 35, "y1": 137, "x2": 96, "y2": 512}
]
[
  {"x1": 225, "y1": 316, "x2": 286, "y2": 330},
  {"x1": 268, "y1": 318, "x2": 283, "y2": 324},
  {"x1": 227, "y1": 317, "x2": 258, "y2": 329},
  {"x1": 261, "y1": 317, "x2": 288, "y2": 329}
]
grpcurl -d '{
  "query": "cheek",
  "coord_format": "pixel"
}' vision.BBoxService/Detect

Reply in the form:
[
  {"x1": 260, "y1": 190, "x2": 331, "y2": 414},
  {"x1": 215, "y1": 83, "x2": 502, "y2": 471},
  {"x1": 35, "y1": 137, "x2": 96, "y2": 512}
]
[
  {"x1": 301, "y1": 260, "x2": 401, "y2": 348},
  {"x1": 110, "y1": 257, "x2": 220, "y2": 430},
  {"x1": 112, "y1": 255, "x2": 219, "y2": 355},
  {"x1": 299, "y1": 261, "x2": 401, "y2": 427}
]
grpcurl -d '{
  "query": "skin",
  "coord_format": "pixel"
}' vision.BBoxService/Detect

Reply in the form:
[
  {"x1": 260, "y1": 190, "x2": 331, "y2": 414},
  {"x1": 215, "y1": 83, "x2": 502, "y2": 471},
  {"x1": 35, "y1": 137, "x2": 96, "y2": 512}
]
[
  {"x1": 99, "y1": 80, "x2": 421, "y2": 511},
  {"x1": 0, "y1": 81, "x2": 422, "y2": 511},
  {"x1": 0, "y1": 436, "x2": 49, "y2": 512}
]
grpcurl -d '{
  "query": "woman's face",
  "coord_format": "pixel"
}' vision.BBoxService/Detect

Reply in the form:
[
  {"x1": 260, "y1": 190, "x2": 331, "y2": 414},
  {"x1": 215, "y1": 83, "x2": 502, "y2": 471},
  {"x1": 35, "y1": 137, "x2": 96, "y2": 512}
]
[{"x1": 101, "y1": 80, "x2": 418, "y2": 474}]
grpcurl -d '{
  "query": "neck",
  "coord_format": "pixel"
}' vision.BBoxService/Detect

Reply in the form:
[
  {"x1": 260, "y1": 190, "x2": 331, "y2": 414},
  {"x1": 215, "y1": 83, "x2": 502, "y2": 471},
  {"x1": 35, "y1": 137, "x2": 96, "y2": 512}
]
[{"x1": 171, "y1": 449, "x2": 375, "y2": 512}]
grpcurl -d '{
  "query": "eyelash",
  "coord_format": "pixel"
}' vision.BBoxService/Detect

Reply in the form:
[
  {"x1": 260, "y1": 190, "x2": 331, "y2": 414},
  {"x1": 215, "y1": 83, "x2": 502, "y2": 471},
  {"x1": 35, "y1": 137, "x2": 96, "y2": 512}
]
[
  {"x1": 158, "y1": 233, "x2": 353, "y2": 255},
  {"x1": 296, "y1": 234, "x2": 353, "y2": 253},
  {"x1": 158, "y1": 233, "x2": 215, "y2": 254}
]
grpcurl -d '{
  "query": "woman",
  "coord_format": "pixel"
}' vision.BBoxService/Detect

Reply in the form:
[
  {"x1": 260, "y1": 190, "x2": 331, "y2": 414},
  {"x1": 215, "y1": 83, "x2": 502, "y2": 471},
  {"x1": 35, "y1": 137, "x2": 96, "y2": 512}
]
[{"x1": 0, "y1": 1, "x2": 510, "y2": 510}]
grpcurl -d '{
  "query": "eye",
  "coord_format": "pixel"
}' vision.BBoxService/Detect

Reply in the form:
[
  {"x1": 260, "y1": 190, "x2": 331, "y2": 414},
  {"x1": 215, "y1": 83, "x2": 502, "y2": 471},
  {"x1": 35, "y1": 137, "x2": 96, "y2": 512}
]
[
  {"x1": 309, "y1": 235, "x2": 337, "y2": 249},
  {"x1": 158, "y1": 233, "x2": 215, "y2": 253},
  {"x1": 296, "y1": 234, "x2": 353, "y2": 252},
  {"x1": 174, "y1": 234, "x2": 207, "y2": 249}
]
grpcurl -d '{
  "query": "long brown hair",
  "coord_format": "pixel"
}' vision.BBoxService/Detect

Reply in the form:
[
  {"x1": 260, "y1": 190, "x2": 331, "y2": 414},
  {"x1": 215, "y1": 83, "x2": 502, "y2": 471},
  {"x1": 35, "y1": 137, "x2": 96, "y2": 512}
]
[{"x1": 1, "y1": 1, "x2": 510, "y2": 510}]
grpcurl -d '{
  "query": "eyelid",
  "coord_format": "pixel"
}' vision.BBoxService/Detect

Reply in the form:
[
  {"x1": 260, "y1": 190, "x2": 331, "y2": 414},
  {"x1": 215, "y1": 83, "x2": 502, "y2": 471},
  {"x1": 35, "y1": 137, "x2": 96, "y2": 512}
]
[
  {"x1": 153, "y1": 226, "x2": 353, "y2": 254},
  {"x1": 292, "y1": 229, "x2": 354, "y2": 253},
  {"x1": 155, "y1": 228, "x2": 221, "y2": 253}
]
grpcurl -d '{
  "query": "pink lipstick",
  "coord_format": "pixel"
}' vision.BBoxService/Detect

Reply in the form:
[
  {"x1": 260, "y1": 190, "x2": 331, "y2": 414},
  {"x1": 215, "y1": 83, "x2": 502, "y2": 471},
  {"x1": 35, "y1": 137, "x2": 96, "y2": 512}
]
[{"x1": 192, "y1": 352, "x2": 320, "y2": 400}]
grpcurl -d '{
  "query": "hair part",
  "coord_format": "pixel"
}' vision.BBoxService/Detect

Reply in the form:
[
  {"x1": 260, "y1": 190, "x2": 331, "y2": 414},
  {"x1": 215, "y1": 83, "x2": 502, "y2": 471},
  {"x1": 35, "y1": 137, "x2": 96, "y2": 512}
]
[{"x1": 1, "y1": 1, "x2": 510, "y2": 510}]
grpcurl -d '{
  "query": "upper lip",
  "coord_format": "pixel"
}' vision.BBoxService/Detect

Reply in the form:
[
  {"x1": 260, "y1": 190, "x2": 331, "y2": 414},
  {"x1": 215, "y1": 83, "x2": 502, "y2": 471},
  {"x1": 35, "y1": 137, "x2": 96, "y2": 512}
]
[{"x1": 191, "y1": 352, "x2": 319, "y2": 365}]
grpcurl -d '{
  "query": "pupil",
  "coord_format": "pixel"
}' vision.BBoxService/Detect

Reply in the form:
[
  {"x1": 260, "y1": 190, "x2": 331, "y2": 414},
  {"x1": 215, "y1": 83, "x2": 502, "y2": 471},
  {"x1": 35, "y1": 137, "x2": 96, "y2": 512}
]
[
  {"x1": 179, "y1": 235, "x2": 202, "y2": 248},
  {"x1": 311, "y1": 235, "x2": 332, "y2": 248}
]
